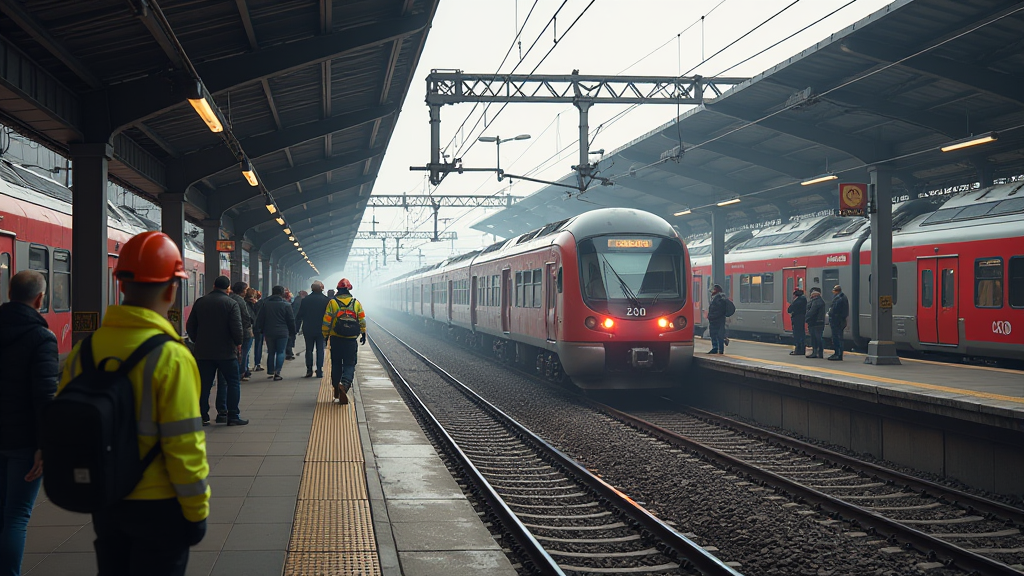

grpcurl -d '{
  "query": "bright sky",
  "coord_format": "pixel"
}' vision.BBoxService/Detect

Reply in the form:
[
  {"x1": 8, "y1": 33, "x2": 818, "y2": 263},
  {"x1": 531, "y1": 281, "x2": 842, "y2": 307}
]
[{"x1": 326, "y1": 0, "x2": 895, "y2": 282}]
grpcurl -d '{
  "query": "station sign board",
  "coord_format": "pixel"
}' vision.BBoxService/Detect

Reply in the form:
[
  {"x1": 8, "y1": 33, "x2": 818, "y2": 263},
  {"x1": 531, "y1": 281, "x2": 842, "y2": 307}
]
[
  {"x1": 838, "y1": 183, "x2": 867, "y2": 217},
  {"x1": 216, "y1": 240, "x2": 236, "y2": 252}
]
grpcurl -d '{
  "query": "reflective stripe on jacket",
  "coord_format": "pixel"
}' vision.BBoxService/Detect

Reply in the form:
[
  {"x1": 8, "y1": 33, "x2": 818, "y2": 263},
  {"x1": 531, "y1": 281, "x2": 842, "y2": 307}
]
[
  {"x1": 59, "y1": 305, "x2": 210, "y2": 522},
  {"x1": 322, "y1": 296, "x2": 366, "y2": 339}
]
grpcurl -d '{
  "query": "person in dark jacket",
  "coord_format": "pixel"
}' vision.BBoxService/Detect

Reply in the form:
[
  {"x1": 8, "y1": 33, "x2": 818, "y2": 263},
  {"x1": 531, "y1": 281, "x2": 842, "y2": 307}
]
[
  {"x1": 705, "y1": 284, "x2": 727, "y2": 354},
  {"x1": 255, "y1": 285, "x2": 296, "y2": 381},
  {"x1": 827, "y1": 285, "x2": 850, "y2": 361},
  {"x1": 788, "y1": 288, "x2": 807, "y2": 356},
  {"x1": 805, "y1": 287, "x2": 826, "y2": 359},
  {"x1": 0, "y1": 270, "x2": 56, "y2": 575},
  {"x1": 186, "y1": 275, "x2": 247, "y2": 426},
  {"x1": 297, "y1": 283, "x2": 330, "y2": 378},
  {"x1": 251, "y1": 291, "x2": 265, "y2": 371},
  {"x1": 229, "y1": 282, "x2": 253, "y2": 381},
  {"x1": 288, "y1": 290, "x2": 306, "y2": 360},
  {"x1": 243, "y1": 288, "x2": 258, "y2": 377}
]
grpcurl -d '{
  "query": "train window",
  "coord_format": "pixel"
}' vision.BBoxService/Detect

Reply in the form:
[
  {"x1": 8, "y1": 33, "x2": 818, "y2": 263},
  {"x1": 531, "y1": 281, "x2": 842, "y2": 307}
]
[
  {"x1": 531, "y1": 268, "x2": 542, "y2": 308},
  {"x1": 941, "y1": 269, "x2": 955, "y2": 308},
  {"x1": 786, "y1": 277, "x2": 793, "y2": 299},
  {"x1": 52, "y1": 250, "x2": 71, "y2": 312},
  {"x1": 974, "y1": 258, "x2": 1003, "y2": 308},
  {"x1": 29, "y1": 246, "x2": 49, "y2": 312},
  {"x1": 921, "y1": 269, "x2": 934, "y2": 308},
  {"x1": 0, "y1": 252, "x2": 9, "y2": 305},
  {"x1": 739, "y1": 275, "x2": 750, "y2": 303},
  {"x1": 725, "y1": 276, "x2": 732, "y2": 300},
  {"x1": 762, "y1": 273, "x2": 774, "y2": 303},
  {"x1": 490, "y1": 275, "x2": 500, "y2": 306},
  {"x1": 822, "y1": 269, "x2": 840, "y2": 302},
  {"x1": 990, "y1": 197, "x2": 1024, "y2": 216},
  {"x1": 1009, "y1": 257, "x2": 1024, "y2": 308},
  {"x1": 557, "y1": 267, "x2": 563, "y2": 294},
  {"x1": 515, "y1": 271, "x2": 523, "y2": 307}
]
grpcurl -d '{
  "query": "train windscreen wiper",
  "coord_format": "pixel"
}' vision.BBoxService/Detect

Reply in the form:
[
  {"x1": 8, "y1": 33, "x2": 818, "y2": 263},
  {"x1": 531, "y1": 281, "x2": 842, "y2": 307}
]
[{"x1": 601, "y1": 255, "x2": 642, "y2": 309}]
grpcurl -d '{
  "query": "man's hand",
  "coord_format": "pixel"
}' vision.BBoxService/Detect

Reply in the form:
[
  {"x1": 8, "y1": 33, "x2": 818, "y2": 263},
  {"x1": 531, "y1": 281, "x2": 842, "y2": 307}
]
[
  {"x1": 359, "y1": 333, "x2": 367, "y2": 345},
  {"x1": 24, "y1": 449, "x2": 43, "y2": 482},
  {"x1": 185, "y1": 519, "x2": 207, "y2": 546}
]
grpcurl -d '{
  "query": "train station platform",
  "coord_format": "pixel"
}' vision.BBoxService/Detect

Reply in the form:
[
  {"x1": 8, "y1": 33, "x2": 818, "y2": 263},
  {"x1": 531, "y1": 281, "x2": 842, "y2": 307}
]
[{"x1": 22, "y1": 342, "x2": 514, "y2": 576}]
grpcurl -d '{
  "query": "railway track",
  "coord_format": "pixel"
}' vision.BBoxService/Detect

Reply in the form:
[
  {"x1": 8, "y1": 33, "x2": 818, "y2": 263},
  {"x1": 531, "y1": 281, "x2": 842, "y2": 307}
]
[
  {"x1": 595, "y1": 399, "x2": 1024, "y2": 575},
  {"x1": 367, "y1": 322, "x2": 743, "y2": 576}
]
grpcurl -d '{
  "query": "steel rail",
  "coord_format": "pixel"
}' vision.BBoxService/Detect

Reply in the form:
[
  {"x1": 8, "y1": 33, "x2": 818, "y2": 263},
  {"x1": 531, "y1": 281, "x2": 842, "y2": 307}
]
[
  {"x1": 589, "y1": 400, "x2": 1024, "y2": 576},
  {"x1": 366, "y1": 333, "x2": 565, "y2": 576},
  {"x1": 369, "y1": 320, "x2": 744, "y2": 576}
]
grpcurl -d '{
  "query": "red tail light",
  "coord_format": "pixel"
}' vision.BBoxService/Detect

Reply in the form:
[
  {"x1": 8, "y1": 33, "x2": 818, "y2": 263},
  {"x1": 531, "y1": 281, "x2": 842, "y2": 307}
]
[{"x1": 602, "y1": 318, "x2": 615, "y2": 329}]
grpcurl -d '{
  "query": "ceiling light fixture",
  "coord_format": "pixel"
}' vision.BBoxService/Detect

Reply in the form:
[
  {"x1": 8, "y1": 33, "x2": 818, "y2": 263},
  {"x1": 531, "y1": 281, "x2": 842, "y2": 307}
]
[
  {"x1": 275, "y1": 217, "x2": 285, "y2": 225},
  {"x1": 241, "y1": 157, "x2": 258, "y2": 186},
  {"x1": 265, "y1": 201, "x2": 277, "y2": 214},
  {"x1": 283, "y1": 227, "x2": 291, "y2": 234},
  {"x1": 800, "y1": 173, "x2": 838, "y2": 186},
  {"x1": 673, "y1": 208, "x2": 692, "y2": 216},
  {"x1": 716, "y1": 198, "x2": 741, "y2": 207},
  {"x1": 940, "y1": 131, "x2": 998, "y2": 153},
  {"x1": 186, "y1": 81, "x2": 223, "y2": 133}
]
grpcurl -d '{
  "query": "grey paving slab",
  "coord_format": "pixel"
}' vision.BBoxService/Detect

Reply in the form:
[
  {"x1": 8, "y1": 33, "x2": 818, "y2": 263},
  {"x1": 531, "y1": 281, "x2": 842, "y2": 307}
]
[
  {"x1": 222, "y1": 522, "x2": 293, "y2": 551},
  {"x1": 24, "y1": 551, "x2": 96, "y2": 576},
  {"x1": 210, "y1": 551, "x2": 286, "y2": 576},
  {"x1": 373, "y1": 444, "x2": 438, "y2": 458},
  {"x1": 206, "y1": 497, "x2": 244, "y2": 524},
  {"x1": 184, "y1": 551, "x2": 219, "y2": 576},
  {"x1": 258, "y1": 455, "x2": 304, "y2": 476},
  {"x1": 385, "y1": 499, "x2": 483, "y2": 524},
  {"x1": 235, "y1": 496, "x2": 297, "y2": 524},
  {"x1": 23, "y1": 525, "x2": 79, "y2": 553},
  {"x1": 266, "y1": 441, "x2": 309, "y2": 455},
  {"x1": 376, "y1": 457, "x2": 465, "y2": 500},
  {"x1": 398, "y1": 551, "x2": 518, "y2": 576},
  {"x1": 369, "y1": 427, "x2": 431, "y2": 446},
  {"x1": 210, "y1": 456, "x2": 264, "y2": 477},
  {"x1": 207, "y1": 476, "x2": 254, "y2": 498},
  {"x1": 248, "y1": 475, "x2": 302, "y2": 497},
  {"x1": 391, "y1": 521, "x2": 501, "y2": 552}
]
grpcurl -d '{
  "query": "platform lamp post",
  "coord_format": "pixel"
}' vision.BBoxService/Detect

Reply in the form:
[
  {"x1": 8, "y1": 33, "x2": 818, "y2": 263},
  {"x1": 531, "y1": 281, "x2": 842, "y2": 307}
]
[{"x1": 478, "y1": 134, "x2": 530, "y2": 181}]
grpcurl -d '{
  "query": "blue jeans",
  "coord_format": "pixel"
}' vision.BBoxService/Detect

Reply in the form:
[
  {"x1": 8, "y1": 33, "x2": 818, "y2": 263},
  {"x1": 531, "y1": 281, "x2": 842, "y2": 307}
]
[
  {"x1": 239, "y1": 337, "x2": 253, "y2": 375},
  {"x1": 266, "y1": 337, "x2": 288, "y2": 375},
  {"x1": 0, "y1": 448, "x2": 42, "y2": 576},
  {"x1": 830, "y1": 321, "x2": 844, "y2": 357},
  {"x1": 253, "y1": 334, "x2": 264, "y2": 366},
  {"x1": 197, "y1": 358, "x2": 242, "y2": 419},
  {"x1": 303, "y1": 333, "x2": 325, "y2": 372},
  {"x1": 708, "y1": 323, "x2": 725, "y2": 352}
]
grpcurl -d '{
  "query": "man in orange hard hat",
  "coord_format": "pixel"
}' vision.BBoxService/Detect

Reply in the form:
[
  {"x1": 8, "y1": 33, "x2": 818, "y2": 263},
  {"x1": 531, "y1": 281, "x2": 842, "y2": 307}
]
[
  {"x1": 321, "y1": 278, "x2": 366, "y2": 404},
  {"x1": 57, "y1": 231, "x2": 209, "y2": 575}
]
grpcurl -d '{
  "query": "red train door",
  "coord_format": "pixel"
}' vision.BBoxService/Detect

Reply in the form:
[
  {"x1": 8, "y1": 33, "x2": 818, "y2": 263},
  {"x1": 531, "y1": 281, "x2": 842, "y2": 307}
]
[
  {"x1": 0, "y1": 233, "x2": 13, "y2": 305},
  {"x1": 917, "y1": 257, "x2": 959, "y2": 345},
  {"x1": 501, "y1": 268, "x2": 511, "y2": 333},
  {"x1": 545, "y1": 263, "x2": 557, "y2": 342},
  {"x1": 782, "y1": 268, "x2": 806, "y2": 332},
  {"x1": 692, "y1": 273, "x2": 702, "y2": 324}
]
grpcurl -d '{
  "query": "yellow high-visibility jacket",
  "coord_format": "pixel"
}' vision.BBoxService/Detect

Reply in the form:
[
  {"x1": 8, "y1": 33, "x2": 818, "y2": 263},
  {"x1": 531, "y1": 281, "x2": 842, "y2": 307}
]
[
  {"x1": 322, "y1": 295, "x2": 366, "y2": 339},
  {"x1": 59, "y1": 305, "x2": 210, "y2": 522}
]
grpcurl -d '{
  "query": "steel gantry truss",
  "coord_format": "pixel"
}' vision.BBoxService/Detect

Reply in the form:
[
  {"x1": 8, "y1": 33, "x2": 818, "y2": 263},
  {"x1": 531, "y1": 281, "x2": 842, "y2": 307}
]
[
  {"x1": 418, "y1": 70, "x2": 747, "y2": 189},
  {"x1": 354, "y1": 230, "x2": 458, "y2": 265},
  {"x1": 367, "y1": 194, "x2": 520, "y2": 240}
]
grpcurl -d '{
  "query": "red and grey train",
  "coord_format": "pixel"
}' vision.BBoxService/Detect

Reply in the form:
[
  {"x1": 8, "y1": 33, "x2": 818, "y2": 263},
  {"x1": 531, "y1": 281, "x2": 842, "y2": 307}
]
[
  {"x1": 0, "y1": 161, "x2": 233, "y2": 356},
  {"x1": 691, "y1": 182, "x2": 1024, "y2": 362},
  {"x1": 378, "y1": 208, "x2": 694, "y2": 389}
]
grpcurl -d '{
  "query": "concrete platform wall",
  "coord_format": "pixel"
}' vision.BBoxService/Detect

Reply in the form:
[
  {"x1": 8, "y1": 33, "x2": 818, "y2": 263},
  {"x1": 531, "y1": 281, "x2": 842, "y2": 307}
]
[{"x1": 687, "y1": 368, "x2": 1024, "y2": 497}]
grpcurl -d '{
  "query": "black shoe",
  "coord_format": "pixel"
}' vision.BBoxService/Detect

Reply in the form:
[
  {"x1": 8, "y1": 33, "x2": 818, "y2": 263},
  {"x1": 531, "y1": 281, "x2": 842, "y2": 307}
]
[
  {"x1": 215, "y1": 414, "x2": 227, "y2": 424},
  {"x1": 304, "y1": 370, "x2": 313, "y2": 378},
  {"x1": 274, "y1": 373, "x2": 283, "y2": 381},
  {"x1": 227, "y1": 418, "x2": 249, "y2": 426},
  {"x1": 828, "y1": 355, "x2": 842, "y2": 361},
  {"x1": 267, "y1": 374, "x2": 275, "y2": 379},
  {"x1": 724, "y1": 338, "x2": 730, "y2": 346},
  {"x1": 789, "y1": 350, "x2": 801, "y2": 355},
  {"x1": 286, "y1": 355, "x2": 295, "y2": 361},
  {"x1": 706, "y1": 349, "x2": 719, "y2": 354},
  {"x1": 717, "y1": 350, "x2": 724, "y2": 354},
  {"x1": 806, "y1": 354, "x2": 817, "y2": 358},
  {"x1": 316, "y1": 371, "x2": 323, "y2": 379},
  {"x1": 202, "y1": 419, "x2": 210, "y2": 426},
  {"x1": 253, "y1": 365, "x2": 264, "y2": 372}
]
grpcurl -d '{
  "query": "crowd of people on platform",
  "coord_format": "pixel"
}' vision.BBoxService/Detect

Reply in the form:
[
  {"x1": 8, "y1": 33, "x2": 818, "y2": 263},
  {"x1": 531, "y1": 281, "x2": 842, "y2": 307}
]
[{"x1": 0, "y1": 230, "x2": 367, "y2": 576}]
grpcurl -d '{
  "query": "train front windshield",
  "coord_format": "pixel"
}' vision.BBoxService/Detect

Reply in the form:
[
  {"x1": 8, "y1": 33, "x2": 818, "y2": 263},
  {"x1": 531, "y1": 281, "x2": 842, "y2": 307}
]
[{"x1": 578, "y1": 236, "x2": 686, "y2": 317}]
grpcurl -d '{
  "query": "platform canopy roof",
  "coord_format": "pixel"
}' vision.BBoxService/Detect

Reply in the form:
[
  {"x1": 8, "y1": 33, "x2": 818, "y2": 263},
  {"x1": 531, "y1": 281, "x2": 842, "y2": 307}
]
[
  {"x1": 0, "y1": 0, "x2": 439, "y2": 271},
  {"x1": 473, "y1": 0, "x2": 1024, "y2": 239}
]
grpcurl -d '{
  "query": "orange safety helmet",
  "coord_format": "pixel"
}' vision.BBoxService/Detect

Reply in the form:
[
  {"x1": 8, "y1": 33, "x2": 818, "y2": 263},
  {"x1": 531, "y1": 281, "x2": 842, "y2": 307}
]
[
  {"x1": 114, "y1": 231, "x2": 189, "y2": 283},
  {"x1": 337, "y1": 278, "x2": 353, "y2": 290}
]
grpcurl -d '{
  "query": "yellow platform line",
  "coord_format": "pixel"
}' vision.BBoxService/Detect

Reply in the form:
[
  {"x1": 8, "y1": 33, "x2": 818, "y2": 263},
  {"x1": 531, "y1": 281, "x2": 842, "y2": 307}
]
[
  {"x1": 718, "y1": 354, "x2": 1024, "y2": 405},
  {"x1": 284, "y1": 349, "x2": 382, "y2": 576}
]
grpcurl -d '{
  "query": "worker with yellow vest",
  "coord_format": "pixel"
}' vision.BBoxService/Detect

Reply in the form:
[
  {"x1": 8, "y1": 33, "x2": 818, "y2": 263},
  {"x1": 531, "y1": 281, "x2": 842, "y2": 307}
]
[
  {"x1": 321, "y1": 278, "x2": 366, "y2": 404},
  {"x1": 59, "y1": 231, "x2": 209, "y2": 576}
]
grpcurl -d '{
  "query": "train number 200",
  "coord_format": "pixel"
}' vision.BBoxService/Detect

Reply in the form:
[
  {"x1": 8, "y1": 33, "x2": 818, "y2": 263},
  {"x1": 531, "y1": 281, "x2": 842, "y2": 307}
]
[{"x1": 626, "y1": 308, "x2": 647, "y2": 317}]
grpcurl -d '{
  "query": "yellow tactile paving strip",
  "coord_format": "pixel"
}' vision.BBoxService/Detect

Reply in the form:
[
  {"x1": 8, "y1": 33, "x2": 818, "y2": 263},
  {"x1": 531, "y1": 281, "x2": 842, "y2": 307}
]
[{"x1": 285, "y1": 349, "x2": 382, "y2": 575}]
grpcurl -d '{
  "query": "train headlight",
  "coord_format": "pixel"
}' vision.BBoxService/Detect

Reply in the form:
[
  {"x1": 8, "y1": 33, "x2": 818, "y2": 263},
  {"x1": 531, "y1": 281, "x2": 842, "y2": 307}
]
[
  {"x1": 585, "y1": 316, "x2": 598, "y2": 329},
  {"x1": 676, "y1": 316, "x2": 688, "y2": 329},
  {"x1": 602, "y1": 318, "x2": 615, "y2": 329},
  {"x1": 657, "y1": 317, "x2": 669, "y2": 329}
]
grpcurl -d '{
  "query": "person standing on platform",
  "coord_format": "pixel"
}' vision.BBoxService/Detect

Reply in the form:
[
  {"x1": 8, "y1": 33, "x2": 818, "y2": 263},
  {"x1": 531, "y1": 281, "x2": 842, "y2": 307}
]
[
  {"x1": 283, "y1": 290, "x2": 296, "y2": 360},
  {"x1": 186, "y1": 276, "x2": 247, "y2": 426},
  {"x1": 705, "y1": 284, "x2": 727, "y2": 355},
  {"x1": 788, "y1": 288, "x2": 807, "y2": 356},
  {"x1": 805, "y1": 287, "x2": 826, "y2": 359},
  {"x1": 0, "y1": 270, "x2": 56, "y2": 575},
  {"x1": 322, "y1": 279, "x2": 366, "y2": 404},
  {"x1": 255, "y1": 286, "x2": 296, "y2": 381},
  {"x1": 326, "y1": 289, "x2": 335, "y2": 300},
  {"x1": 59, "y1": 231, "x2": 209, "y2": 576},
  {"x1": 251, "y1": 291, "x2": 265, "y2": 372},
  {"x1": 229, "y1": 282, "x2": 253, "y2": 382},
  {"x1": 297, "y1": 283, "x2": 329, "y2": 379},
  {"x1": 243, "y1": 289, "x2": 259, "y2": 378},
  {"x1": 827, "y1": 285, "x2": 850, "y2": 361},
  {"x1": 289, "y1": 290, "x2": 306, "y2": 360}
]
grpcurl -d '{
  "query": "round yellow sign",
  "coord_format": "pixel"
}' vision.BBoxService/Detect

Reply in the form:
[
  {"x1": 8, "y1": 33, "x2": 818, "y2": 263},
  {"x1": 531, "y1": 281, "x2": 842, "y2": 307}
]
[{"x1": 843, "y1": 185, "x2": 863, "y2": 206}]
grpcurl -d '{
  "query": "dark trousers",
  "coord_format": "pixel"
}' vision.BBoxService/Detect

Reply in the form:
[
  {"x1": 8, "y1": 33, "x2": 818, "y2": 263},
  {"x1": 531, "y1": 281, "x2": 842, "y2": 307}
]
[
  {"x1": 329, "y1": 337, "x2": 358, "y2": 389},
  {"x1": 830, "y1": 321, "x2": 844, "y2": 357},
  {"x1": 286, "y1": 333, "x2": 295, "y2": 357},
  {"x1": 708, "y1": 322, "x2": 726, "y2": 352},
  {"x1": 253, "y1": 334, "x2": 264, "y2": 365},
  {"x1": 92, "y1": 498, "x2": 190, "y2": 576},
  {"x1": 197, "y1": 358, "x2": 241, "y2": 419},
  {"x1": 304, "y1": 332, "x2": 326, "y2": 372},
  {"x1": 808, "y1": 325, "x2": 825, "y2": 357},
  {"x1": 266, "y1": 337, "x2": 288, "y2": 375},
  {"x1": 0, "y1": 448, "x2": 42, "y2": 576},
  {"x1": 792, "y1": 321, "x2": 805, "y2": 351}
]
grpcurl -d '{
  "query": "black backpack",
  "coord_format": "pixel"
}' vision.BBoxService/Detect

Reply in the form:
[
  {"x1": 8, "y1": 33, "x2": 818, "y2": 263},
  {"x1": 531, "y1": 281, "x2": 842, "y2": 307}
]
[
  {"x1": 724, "y1": 299, "x2": 736, "y2": 317},
  {"x1": 329, "y1": 297, "x2": 362, "y2": 337},
  {"x1": 42, "y1": 334, "x2": 171, "y2": 513}
]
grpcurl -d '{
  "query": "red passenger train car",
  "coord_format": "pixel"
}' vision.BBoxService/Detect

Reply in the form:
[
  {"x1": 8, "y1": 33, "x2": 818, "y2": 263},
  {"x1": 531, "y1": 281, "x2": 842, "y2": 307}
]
[{"x1": 379, "y1": 208, "x2": 694, "y2": 389}]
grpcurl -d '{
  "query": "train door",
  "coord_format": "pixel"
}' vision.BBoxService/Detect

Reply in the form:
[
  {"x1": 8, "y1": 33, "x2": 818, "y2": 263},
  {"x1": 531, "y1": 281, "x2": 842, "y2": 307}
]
[
  {"x1": 421, "y1": 284, "x2": 426, "y2": 316},
  {"x1": 917, "y1": 257, "x2": 959, "y2": 345},
  {"x1": 447, "y1": 280, "x2": 453, "y2": 321},
  {"x1": 692, "y1": 272, "x2": 702, "y2": 324},
  {"x1": 471, "y1": 275, "x2": 478, "y2": 327},
  {"x1": 781, "y1": 267, "x2": 806, "y2": 332},
  {"x1": 107, "y1": 255, "x2": 120, "y2": 306},
  {"x1": 545, "y1": 263, "x2": 557, "y2": 342},
  {"x1": 501, "y1": 268, "x2": 511, "y2": 333},
  {"x1": 0, "y1": 233, "x2": 12, "y2": 306}
]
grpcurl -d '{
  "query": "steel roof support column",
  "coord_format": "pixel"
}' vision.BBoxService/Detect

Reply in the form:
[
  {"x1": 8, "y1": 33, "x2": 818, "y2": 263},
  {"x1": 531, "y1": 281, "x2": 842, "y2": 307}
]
[
  {"x1": 201, "y1": 219, "x2": 222, "y2": 295},
  {"x1": 160, "y1": 192, "x2": 187, "y2": 334},
  {"x1": 70, "y1": 143, "x2": 112, "y2": 343},
  {"x1": 711, "y1": 208, "x2": 727, "y2": 297},
  {"x1": 230, "y1": 240, "x2": 244, "y2": 284},
  {"x1": 261, "y1": 256, "x2": 270, "y2": 296},
  {"x1": 865, "y1": 167, "x2": 900, "y2": 366},
  {"x1": 248, "y1": 246, "x2": 260, "y2": 295}
]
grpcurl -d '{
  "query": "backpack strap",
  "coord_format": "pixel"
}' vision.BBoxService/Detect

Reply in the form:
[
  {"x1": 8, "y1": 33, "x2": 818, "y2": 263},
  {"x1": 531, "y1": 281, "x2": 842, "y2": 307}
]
[
  {"x1": 116, "y1": 334, "x2": 174, "y2": 377},
  {"x1": 78, "y1": 334, "x2": 96, "y2": 375}
]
